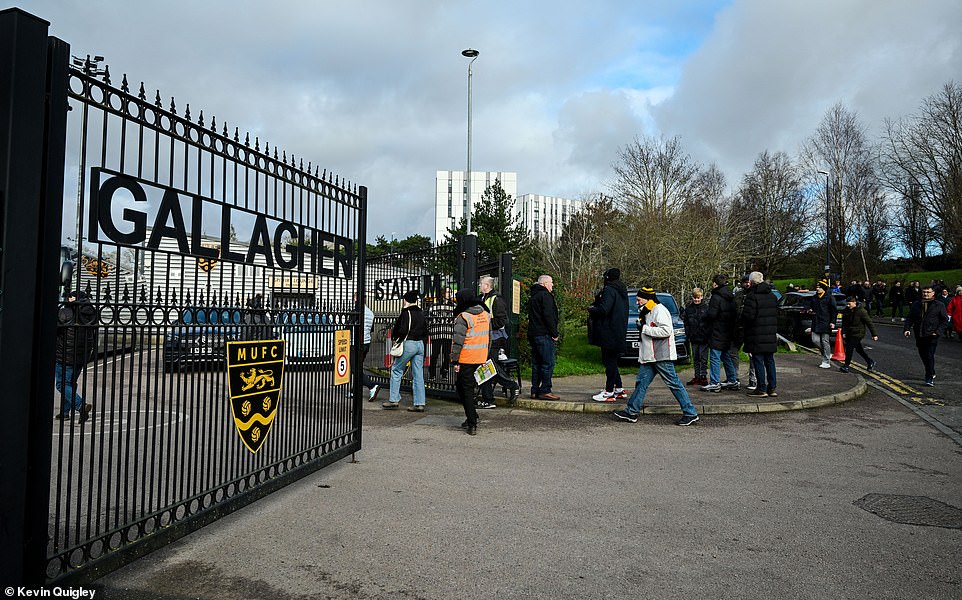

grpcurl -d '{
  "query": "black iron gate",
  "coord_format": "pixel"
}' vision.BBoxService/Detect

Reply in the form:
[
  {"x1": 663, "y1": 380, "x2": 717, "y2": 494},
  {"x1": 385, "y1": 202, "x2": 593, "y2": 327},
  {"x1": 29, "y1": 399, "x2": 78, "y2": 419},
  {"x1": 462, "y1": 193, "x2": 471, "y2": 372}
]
[{"x1": 0, "y1": 8, "x2": 366, "y2": 585}]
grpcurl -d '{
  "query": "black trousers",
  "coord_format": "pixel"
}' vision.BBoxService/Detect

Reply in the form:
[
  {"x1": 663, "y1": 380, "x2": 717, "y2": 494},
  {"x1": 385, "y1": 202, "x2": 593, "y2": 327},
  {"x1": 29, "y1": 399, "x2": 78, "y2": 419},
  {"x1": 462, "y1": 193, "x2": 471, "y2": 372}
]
[
  {"x1": 456, "y1": 364, "x2": 480, "y2": 426},
  {"x1": 843, "y1": 338, "x2": 871, "y2": 367},
  {"x1": 916, "y1": 335, "x2": 939, "y2": 380},
  {"x1": 352, "y1": 343, "x2": 376, "y2": 389},
  {"x1": 601, "y1": 347, "x2": 623, "y2": 391}
]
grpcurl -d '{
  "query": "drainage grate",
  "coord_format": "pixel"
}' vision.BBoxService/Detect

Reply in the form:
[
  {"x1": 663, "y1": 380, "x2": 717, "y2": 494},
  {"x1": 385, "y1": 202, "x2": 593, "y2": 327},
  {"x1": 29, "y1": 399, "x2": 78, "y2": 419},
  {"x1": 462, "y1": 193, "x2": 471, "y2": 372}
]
[{"x1": 854, "y1": 493, "x2": 962, "y2": 529}]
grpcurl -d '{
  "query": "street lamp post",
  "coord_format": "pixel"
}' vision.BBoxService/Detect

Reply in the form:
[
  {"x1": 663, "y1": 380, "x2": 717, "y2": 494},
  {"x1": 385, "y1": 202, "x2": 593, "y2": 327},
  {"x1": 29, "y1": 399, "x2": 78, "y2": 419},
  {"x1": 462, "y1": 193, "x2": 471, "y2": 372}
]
[
  {"x1": 818, "y1": 170, "x2": 831, "y2": 279},
  {"x1": 462, "y1": 48, "x2": 479, "y2": 235}
]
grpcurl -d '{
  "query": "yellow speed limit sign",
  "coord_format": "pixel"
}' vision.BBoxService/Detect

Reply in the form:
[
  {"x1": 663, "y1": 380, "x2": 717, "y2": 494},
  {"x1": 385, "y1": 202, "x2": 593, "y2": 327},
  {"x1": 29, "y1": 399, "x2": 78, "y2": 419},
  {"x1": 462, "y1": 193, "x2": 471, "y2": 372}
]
[{"x1": 334, "y1": 329, "x2": 351, "y2": 385}]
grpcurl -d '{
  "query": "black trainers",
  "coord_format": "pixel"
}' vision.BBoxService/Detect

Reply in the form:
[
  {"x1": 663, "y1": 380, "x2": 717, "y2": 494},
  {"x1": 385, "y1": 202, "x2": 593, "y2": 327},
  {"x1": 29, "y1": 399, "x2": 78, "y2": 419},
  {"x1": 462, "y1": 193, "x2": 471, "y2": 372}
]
[
  {"x1": 476, "y1": 401, "x2": 496, "y2": 409},
  {"x1": 79, "y1": 404, "x2": 93, "y2": 424},
  {"x1": 838, "y1": 366, "x2": 850, "y2": 373},
  {"x1": 867, "y1": 360, "x2": 877, "y2": 371},
  {"x1": 612, "y1": 410, "x2": 638, "y2": 423},
  {"x1": 676, "y1": 414, "x2": 699, "y2": 426},
  {"x1": 466, "y1": 425, "x2": 478, "y2": 436}
]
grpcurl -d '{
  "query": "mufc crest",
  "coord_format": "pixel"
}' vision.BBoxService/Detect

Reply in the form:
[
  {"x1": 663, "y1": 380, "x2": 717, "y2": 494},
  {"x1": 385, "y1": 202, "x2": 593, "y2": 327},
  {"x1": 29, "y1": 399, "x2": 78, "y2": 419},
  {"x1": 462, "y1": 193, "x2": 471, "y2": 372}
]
[{"x1": 226, "y1": 340, "x2": 286, "y2": 453}]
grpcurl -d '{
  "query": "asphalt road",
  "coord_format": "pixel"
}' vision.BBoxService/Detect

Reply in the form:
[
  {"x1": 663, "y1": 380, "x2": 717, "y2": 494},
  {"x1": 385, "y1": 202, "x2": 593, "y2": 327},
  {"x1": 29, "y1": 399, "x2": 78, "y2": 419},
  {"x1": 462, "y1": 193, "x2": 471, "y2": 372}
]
[
  {"x1": 848, "y1": 319, "x2": 962, "y2": 436},
  {"x1": 90, "y1": 386, "x2": 962, "y2": 600}
]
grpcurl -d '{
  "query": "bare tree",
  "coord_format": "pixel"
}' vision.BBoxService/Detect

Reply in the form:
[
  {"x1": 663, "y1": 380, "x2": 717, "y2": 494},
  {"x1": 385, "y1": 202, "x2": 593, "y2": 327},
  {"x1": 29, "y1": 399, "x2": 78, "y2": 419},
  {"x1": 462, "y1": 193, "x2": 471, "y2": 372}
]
[
  {"x1": 608, "y1": 137, "x2": 744, "y2": 298},
  {"x1": 802, "y1": 103, "x2": 880, "y2": 276},
  {"x1": 730, "y1": 151, "x2": 814, "y2": 276},
  {"x1": 879, "y1": 82, "x2": 962, "y2": 255}
]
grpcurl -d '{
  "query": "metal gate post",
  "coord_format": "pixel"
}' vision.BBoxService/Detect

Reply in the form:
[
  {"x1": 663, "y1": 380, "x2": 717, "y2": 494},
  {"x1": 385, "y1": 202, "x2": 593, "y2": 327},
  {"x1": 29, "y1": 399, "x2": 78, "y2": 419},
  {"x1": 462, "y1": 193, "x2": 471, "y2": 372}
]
[
  {"x1": 0, "y1": 8, "x2": 70, "y2": 586},
  {"x1": 459, "y1": 233, "x2": 478, "y2": 295}
]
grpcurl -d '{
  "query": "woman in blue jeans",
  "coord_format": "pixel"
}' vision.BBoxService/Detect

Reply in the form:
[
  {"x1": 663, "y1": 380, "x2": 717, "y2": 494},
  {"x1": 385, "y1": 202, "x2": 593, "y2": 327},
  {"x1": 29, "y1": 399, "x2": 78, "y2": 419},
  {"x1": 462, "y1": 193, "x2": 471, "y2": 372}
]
[{"x1": 384, "y1": 290, "x2": 429, "y2": 411}]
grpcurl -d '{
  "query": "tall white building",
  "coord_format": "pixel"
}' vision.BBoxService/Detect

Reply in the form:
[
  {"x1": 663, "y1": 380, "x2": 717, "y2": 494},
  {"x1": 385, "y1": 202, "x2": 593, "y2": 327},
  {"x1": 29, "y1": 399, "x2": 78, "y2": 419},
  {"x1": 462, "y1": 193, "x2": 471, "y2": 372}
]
[
  {"x1": 434, "y1": 171, "x2": 517, "y2": 242},
  {"x1": 516, "y1": 194, "x2": 584, "y2": 240},
  {"x1": 433, "y1": 171, "x2": 583, "y2": 242}
]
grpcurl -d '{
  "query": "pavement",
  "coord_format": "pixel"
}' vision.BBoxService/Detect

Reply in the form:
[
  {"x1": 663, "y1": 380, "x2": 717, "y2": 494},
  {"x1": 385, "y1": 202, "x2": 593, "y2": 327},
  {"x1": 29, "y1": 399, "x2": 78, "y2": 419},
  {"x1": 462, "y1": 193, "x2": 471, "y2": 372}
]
[{"x1": 513, "y1": 350, "x2": 868, "y2": 416}]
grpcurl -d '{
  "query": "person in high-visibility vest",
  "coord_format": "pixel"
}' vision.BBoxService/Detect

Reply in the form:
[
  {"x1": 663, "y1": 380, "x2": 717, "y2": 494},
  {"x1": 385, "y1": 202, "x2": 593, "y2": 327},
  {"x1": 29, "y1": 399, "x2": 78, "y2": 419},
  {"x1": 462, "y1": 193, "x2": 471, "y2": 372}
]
[{"x1": 451, "y1": 289, "x2": 490, "y2": 435}]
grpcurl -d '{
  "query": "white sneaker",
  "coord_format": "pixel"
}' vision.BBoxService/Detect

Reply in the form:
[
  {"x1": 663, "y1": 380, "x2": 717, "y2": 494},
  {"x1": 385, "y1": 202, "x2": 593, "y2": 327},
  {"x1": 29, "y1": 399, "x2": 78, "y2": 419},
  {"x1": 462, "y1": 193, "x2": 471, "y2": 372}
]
[
  {"x1": 592, "y1": 390, "x2": 616, "y2": 402},
  {"x1": 819, "y1": 362, "x2": 831, "y2": 369},
  {"x1": 368, "y1": 384, "x2": 381, "y2": 402}
]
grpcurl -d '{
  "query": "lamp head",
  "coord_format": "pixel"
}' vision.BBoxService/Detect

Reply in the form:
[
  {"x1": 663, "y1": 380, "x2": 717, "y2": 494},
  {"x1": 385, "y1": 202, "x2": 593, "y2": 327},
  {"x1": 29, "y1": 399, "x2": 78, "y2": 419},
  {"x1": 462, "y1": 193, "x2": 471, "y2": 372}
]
[{"x1": 462, "y1": 48, "x2": 479, "y2": 58}]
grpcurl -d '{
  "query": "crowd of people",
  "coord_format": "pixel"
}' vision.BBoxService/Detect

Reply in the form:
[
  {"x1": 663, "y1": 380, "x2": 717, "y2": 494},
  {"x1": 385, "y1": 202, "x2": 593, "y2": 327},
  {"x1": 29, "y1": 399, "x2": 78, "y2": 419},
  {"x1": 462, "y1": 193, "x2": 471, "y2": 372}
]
[{"x1": 372, "y1": 269, "x2": 958, "y2": 435}]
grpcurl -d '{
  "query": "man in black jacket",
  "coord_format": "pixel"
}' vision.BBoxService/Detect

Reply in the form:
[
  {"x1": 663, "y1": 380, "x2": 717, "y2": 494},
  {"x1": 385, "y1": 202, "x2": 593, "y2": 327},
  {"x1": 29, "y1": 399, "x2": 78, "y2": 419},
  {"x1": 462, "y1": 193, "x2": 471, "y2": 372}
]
[
  {"x1": 903, "y1": 285, "x2": 949, "y2": 386},
  {"x1": 810, "y1": 279, "x2": 838, "y2": 368},
  {"x1": 588, "y1": 268, "x2": 629, "y2": 402},
  {"x1": 478, "y1": 276, "x2": 518, "y2": 408},
  {"x1": 701, "y1": 274, "x2": 738, "y2": 393},
  {"x1": 742, "y1": 272, "x2": 779, "y2": 398},
  {"x1": 527, "y1": 275, "x2": 560, "y2": 400},
  {"x1": 55, "y1": 290, "x2": 99, "y2": 423}
]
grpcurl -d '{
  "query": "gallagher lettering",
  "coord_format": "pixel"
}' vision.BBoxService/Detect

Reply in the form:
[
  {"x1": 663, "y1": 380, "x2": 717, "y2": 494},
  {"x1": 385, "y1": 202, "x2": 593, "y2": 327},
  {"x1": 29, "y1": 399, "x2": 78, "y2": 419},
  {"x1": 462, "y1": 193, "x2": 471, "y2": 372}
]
[{"x1": 89, "y1": 170, "x2": 353, "y2": 278}]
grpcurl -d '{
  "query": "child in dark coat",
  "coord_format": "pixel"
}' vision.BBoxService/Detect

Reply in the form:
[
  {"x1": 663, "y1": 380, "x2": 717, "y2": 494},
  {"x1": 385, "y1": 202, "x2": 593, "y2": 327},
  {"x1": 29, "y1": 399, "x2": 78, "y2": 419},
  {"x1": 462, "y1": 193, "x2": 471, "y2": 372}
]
[
  {"x1": 682, "y1": 288, "x2": 710, "y2": 385},
  {"x1": 839, "y1": 296, "x2": 879, "y2": 372}
]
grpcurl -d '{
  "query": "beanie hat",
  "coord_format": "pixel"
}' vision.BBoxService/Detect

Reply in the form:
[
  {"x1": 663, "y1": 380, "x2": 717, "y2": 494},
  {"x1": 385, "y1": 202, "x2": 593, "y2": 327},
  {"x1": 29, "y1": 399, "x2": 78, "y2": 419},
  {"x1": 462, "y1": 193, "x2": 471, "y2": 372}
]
[
  {"x1": 636, "y1": 286, "x2": 656, "y2": 300},
  {"x1": 603, "y1": 268, "x2": 621, "y2": 282},
  {"x1": 403, "y1": 290, "x2": 420, "y2": 304},
  {"x1": 817, "y1": 279, "x2": 830, "y2": 290}
]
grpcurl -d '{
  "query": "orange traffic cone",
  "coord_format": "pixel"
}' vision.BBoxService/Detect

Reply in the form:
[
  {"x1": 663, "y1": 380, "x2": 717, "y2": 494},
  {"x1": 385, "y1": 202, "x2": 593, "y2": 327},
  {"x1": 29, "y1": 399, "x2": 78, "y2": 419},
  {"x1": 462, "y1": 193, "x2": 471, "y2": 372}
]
[{"x1": 831, "y1": 329, "x2": 846, "y2": 362}]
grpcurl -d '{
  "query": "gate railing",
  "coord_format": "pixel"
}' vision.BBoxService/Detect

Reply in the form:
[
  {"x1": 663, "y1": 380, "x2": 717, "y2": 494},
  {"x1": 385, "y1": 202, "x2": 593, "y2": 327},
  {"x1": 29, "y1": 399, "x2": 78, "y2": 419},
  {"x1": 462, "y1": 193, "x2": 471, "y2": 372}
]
[{"x1": 0, "y1": 8, "x2": 367, "y2": 585}]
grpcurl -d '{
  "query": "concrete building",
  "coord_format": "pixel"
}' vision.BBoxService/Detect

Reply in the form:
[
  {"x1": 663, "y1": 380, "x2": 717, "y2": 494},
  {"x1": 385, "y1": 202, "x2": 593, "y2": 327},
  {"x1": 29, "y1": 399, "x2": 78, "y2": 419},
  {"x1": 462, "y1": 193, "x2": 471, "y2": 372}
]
[
  {"x1": 434, "y1": 170, "x2": 517, "y2": 242},
  {"x1": 433, "y1": 171, "x2": 583, "y2": 242},
  {"x1": 516, "y1": 193, "x2": 583, "y2": 240}
]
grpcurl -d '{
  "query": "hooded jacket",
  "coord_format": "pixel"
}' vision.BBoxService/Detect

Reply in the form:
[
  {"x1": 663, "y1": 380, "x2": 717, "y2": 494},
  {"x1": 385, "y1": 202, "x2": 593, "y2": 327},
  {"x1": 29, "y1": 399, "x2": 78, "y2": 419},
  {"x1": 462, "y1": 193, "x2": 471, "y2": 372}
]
[
  {"x1": 840, "y1": 304, "x2": 878, "y2": 340},
  {"x1": 810, "y1": 290, "x2": 838, "y2": 334},
  {"x1": 56, "y1": 293, "x2": 99, "y2": 366},
  {"x1": 527, "y1": 283, "x2": 559, "y2": 339},
  {"x1": 587, "y1": 278, "x2": 628, "y2": 350},
  {"x1": 706, "y1": 285, "x2": 736, "y2": 351},
  {"x1": 741, "y1": 282, "x2": 778, "y2": 354},
  {"x1": 451, "y1": 302, "x2": 490, "y2": 365}
]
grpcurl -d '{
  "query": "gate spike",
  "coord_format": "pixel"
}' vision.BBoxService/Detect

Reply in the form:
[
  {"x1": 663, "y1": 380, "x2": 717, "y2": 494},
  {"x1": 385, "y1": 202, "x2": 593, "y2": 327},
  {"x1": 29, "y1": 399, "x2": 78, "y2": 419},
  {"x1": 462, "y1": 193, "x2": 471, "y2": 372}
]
[
  {"x1": 169, "y1": 97, "x2": 176, "y2": 115},
  {"x1": 121, "y1": 74, "x2": 129, "y2": 94},
  {"x1": 273, "y1": 147, "x2": 278, "y2": 160},
  {"x1": 234, "y1": 127, "x2": 240, "y2": 142},
  {"x1": 255, "y1": 136, "x2": 260, "y2": 151},
  {"x1": 185, "y1": 291, "x2": 192, "y2": 305},
  {"x1": 244, "y1": 132, "x2": 250, "y2": 147},
  {"x1": 263, "y1": 140, "x2": 269, "y2": 154},
  {"x1": 103, "y1": 283, "x2": 111, "y2": 302},
  {"x1": 184, "y1": 103, "x2": 191, "y2": 121},
  {"x1": 210, "y1": 115, "x2": 217, "y2": 131},
  {"x1": 140, "y1": 287, "x2": 148, "y2": 303},
  {"x1": 138, "y1": 82, "x2": 146, "y2": 100},
  {"x1": 154, "y1": 90, "x2": 163, "y2": 107},
  {"x1": 103, "y1": 65, "x2": 111, "y2": 85},
  {"x1": 122, "y1": 284, "x2": 131, "y2": 303},
  {"x1": 299, "y1": 158, "x2": 304, "y2": 170},
  {"x1": 282, "y1": 150, "x2": 287, "y2": 163},
  {"x1": 198, "y1": 110, "x2": 204, "y2": 127}
]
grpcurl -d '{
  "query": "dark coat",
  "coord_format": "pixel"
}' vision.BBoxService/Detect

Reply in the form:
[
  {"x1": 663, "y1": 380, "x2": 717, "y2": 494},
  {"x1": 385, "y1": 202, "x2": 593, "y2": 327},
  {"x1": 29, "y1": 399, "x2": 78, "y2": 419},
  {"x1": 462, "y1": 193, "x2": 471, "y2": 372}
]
[
  {"x1": 810, "y1": 291, "x2": 838, "y2": 334},
  {"x1": 904, "y1": 285, "x2": 922, "y2": 304},
  {"x1": 391, "y1": 305, "x2": 428, "y2": 342},
  {"x1": 742, "y1": 282, "x2": 778, "y2": 354},
  {"x1": 706, "y1": 285, "x2": 736, "y2": 351},
  {"x1": 56, "y1": 298, "x2": 99, "y2": 366},
  {"x1": 527, "y1": 283, "x2": 559, "y2": 339},
  {"x1": 888, "y1": 285, "x2": 904, "y2": 303},
  {"x1": 904, "y1": 300, "x2": 949, "y2": 338},
  {"x1": 587, "y1": 280, "x2": 629, "y2": 350},
  {"x1": 682, "y1": 300, "x2": 710, "y2": 344},
  {"x1": 841, "y1": 305, "x2": 878, "y2": 340}
]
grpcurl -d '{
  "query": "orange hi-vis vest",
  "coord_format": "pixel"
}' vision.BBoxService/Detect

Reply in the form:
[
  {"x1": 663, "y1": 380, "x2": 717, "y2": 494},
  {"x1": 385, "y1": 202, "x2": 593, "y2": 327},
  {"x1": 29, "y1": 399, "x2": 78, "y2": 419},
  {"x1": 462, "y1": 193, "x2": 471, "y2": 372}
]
[{"x1": 458, "y1": 310, "x2": 490, "y2": 364}]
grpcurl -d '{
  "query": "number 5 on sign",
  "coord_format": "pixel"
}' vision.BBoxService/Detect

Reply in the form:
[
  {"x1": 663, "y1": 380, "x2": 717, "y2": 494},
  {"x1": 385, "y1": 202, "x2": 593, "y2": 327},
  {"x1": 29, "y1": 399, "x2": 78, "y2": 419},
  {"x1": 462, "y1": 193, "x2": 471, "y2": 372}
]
[{"x1": 334, "y1": 330, "x2": 351, "y2": 385}]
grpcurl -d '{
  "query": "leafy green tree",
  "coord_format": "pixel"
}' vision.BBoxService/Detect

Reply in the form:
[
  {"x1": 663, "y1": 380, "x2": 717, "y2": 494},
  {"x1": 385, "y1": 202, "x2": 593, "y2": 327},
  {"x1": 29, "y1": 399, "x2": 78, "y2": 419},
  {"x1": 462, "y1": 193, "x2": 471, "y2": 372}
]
[
  {"x1": 366, "y1": 234, "x2": 433, "y2": 259},
  {"x1": 443, "y1": 179, "x2": 529, "y2": 263}
]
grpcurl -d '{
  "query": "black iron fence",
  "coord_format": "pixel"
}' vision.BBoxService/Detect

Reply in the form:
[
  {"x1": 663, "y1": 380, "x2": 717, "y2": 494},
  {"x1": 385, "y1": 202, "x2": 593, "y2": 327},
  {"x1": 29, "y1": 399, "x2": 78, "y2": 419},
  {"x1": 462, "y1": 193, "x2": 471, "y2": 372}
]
[
  {"x1": 365, "y1": 243, "x2": 462, "y2": 397},
  {"x1": 1, "y1": 8, "x2": 367, "y2": 585}
]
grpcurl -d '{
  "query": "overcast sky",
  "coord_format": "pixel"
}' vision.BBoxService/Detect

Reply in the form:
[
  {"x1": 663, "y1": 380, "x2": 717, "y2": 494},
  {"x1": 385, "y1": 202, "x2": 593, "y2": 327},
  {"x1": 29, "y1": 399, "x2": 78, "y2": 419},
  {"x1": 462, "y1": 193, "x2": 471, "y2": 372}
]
[{"x1": 25, "y1": 0, "x2": 962, "y2": 241}]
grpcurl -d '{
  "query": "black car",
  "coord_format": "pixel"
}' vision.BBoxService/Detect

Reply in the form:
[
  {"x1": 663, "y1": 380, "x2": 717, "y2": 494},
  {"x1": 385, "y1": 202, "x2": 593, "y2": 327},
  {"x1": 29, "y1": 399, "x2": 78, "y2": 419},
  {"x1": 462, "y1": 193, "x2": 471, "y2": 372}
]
[
  {"x1": 623, "y1": 290, "x2": 689, "y2": 362},
  {"x1": 163, "y1": 307, "x2": 243, "y2": 372},
  {"x1": 776, "y1": 291, "x2": 845, "y2": 346}
]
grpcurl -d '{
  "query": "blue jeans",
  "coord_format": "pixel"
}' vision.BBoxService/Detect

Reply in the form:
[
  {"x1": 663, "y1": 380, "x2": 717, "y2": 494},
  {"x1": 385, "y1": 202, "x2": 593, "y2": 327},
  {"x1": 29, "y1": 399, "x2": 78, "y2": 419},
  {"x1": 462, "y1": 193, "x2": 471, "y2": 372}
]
[
  {"x1": 55, "y1": 362, "x2": 84, "y2": 416},
  {"x1": 751, "y1": 353, "x2": 777, "y2": 392},
  {"x1": 709, "y1": 347, "x2": 738, "y2": 384},
  {"x1": 625, "y1": 361, "x2": 698, "y2": 417},
  {"x1": 529, "y1": 335, "x2": 556, "y2": 395},
  {"x1": 390, "y1": 340, "x2": 425, "y2": 406}
]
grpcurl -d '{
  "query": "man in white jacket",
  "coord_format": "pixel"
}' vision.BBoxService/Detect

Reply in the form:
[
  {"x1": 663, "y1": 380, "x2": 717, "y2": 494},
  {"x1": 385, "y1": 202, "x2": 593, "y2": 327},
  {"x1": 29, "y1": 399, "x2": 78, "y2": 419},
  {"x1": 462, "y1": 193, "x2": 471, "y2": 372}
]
[{"x1": 613, "y1": 287, "x2": 700, "y2": 426}]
